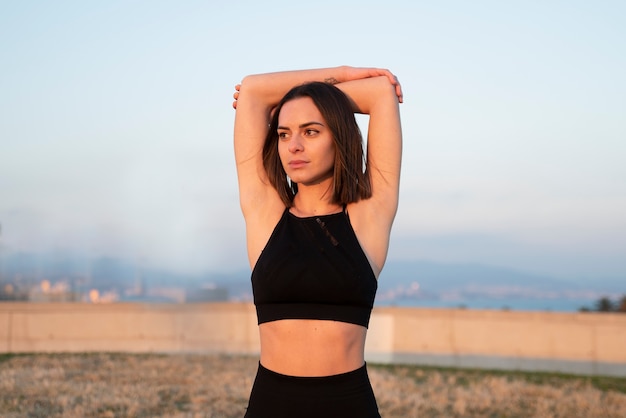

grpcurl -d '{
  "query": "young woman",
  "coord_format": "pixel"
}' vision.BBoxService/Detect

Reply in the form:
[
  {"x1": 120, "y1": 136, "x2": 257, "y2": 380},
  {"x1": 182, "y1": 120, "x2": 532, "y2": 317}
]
[{"x1": 232, "y1": 66, "x2": 403, "y2": 417}]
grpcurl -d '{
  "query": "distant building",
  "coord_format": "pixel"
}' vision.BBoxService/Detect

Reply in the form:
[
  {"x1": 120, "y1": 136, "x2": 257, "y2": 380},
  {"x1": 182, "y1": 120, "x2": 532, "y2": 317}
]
[
  {"x1": 0, "y1": 282, "x2": 28, "y2": 301},
  {"x1": 28, "y1": 280, "x2": 80, "y2": 302}
]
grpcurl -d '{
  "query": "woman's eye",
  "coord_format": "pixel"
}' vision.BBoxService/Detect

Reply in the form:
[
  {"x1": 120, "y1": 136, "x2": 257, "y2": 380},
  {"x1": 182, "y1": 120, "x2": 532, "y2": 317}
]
[
  {"x1": 305, "y1": 129, "x2": 318, "y2": 136},
  {"x1": 278, "y1": 132, "x2": 288, "y2": 139}
]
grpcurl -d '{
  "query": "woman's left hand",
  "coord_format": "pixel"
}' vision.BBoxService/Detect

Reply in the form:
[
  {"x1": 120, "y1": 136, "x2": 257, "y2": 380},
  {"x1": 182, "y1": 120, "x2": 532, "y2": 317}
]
[{"x1": 342, "y1": 66, "x2": 403, "y2": 103}]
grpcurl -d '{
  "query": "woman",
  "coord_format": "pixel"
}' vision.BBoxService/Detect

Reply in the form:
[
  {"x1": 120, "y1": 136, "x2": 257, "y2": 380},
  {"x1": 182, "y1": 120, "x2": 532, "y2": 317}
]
[{"x1": 232, "y1": 66, "x2": 403, "y2": 417}]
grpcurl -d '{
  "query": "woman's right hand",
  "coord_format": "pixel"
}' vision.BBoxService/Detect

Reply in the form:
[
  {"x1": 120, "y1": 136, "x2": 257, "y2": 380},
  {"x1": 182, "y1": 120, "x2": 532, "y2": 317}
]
[
  {"x1": 342, "y1": 66, "x2": 403, "y2": 103},
  {"x1": 232, "y1": 84, "x2": 241, "y2": 109}
]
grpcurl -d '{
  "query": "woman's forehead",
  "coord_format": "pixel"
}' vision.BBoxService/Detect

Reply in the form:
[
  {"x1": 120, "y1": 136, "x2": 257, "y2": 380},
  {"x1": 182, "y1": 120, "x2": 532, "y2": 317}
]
[{"x1": 278, "y1": 97, "x2": 324, "y2": 125}]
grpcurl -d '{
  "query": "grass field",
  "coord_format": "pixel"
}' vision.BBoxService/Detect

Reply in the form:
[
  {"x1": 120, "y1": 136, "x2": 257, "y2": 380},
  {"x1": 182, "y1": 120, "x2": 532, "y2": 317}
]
[{"x1": 1, "y1": 353, "x2": 625, "y2": 417}]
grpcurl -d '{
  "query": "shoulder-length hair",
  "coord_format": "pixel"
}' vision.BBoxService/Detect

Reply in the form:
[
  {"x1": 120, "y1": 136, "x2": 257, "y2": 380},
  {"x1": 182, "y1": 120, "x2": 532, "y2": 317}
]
[{"x1": 262, "y1": 81, "x2": 372, "y2": 207}]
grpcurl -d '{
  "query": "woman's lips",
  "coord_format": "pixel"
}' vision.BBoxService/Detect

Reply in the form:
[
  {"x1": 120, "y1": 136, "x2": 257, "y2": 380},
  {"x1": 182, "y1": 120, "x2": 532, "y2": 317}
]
[{"x1": 288, "y1": 160, "x2": 308, "y2": 169}]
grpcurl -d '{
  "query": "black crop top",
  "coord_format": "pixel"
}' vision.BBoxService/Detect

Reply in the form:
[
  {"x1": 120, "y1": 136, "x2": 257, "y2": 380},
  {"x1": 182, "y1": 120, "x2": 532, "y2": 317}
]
[{"x1": 251, "y1": 208, "x2": 378, "y2": 328}]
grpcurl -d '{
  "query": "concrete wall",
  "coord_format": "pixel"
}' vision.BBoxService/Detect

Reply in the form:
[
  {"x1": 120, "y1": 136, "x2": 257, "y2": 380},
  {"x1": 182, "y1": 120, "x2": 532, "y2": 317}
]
[
  {"x1": 368, "y1": 307, "x2": 626, "y2": 377},
  {"x1": 1, "y1": 303, "x2": 625, "y2": 376},
  {"x1": 0, "y1": 303, "x2": 259, "y2": 354}
]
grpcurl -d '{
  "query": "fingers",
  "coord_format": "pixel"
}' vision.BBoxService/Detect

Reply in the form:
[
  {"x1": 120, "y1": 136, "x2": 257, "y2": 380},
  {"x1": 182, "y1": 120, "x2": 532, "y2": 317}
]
[
  {"x1": 388, "y1": 73, "x2": 403, "y2": 103},
  {"x1": 364, "y1": 68, "x2": 404, "y2": 103},
  {"x1": 392, "y1": 77, "x2": 404, "y2": 103},
  {"x1": 232, "y1": 84, "x2": 241, "y2": 109},
  {"x1": 380, "y1": 70, "x2": 403, "y2": 103}
]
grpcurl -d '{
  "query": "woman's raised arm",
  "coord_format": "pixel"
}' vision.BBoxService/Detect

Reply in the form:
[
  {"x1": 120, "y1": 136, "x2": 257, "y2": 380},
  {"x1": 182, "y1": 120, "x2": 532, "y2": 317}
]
[{"x1": 335, "y1": 76, "x2": 403, "y2": 276}]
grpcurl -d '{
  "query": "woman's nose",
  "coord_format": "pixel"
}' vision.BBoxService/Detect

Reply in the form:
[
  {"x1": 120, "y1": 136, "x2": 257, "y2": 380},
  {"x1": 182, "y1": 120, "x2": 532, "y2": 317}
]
[{"x1": 288, "y1": 136, "x2": 303, "y2": 152}]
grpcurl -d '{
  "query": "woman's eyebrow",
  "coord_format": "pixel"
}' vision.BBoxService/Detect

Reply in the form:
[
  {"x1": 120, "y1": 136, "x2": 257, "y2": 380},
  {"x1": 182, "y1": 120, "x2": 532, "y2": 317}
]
[
  {"x1": 299, "y1": 121, "x2": 324, "y2": 128},
  {"x1": 277, "y1": 121, "x2": 325, "y2": 130}
]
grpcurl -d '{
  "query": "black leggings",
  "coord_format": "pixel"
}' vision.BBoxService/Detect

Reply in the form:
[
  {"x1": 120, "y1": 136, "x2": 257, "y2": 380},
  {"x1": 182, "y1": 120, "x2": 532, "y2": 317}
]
[{"x1": 244, "y1": 362, "x2": 381, "y2": 418}]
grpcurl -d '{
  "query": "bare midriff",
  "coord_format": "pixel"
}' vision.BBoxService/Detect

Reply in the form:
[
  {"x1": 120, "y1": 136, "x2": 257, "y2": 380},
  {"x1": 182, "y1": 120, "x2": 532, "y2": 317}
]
[{"x1": 258, "y1": 319, "x2": 367, "y2": 377}]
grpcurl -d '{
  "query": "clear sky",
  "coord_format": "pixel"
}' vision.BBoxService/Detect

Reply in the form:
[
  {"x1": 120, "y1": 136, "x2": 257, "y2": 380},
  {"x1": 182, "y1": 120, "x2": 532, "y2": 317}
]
[{"x1": 1, "y1": 0, "x2": 625, "y2": 281}]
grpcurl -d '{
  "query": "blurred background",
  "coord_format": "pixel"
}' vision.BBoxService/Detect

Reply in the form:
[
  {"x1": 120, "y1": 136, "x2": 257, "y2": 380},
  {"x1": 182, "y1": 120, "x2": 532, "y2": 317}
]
[{"x1": 1, "y1": 0, "x2": 624, "y2": 311}]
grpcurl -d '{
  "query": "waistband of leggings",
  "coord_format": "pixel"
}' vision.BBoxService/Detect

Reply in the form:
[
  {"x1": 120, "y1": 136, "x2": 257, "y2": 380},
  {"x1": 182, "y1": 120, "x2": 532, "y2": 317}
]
[{"x1": 258, "y1": 362, "x2": 368, "y2": 383}]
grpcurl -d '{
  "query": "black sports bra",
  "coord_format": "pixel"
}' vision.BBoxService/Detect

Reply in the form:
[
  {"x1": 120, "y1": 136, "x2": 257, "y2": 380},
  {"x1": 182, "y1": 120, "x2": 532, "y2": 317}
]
[{"x1": 251, "y1": 208, "x2": 377, "y2": 328}]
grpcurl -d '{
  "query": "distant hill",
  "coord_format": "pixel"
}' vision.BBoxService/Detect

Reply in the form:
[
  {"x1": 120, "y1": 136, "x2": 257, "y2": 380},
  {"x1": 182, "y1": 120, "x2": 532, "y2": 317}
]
[{"x1": 379, "y1": 260, "x2": 572, "y2": 291}]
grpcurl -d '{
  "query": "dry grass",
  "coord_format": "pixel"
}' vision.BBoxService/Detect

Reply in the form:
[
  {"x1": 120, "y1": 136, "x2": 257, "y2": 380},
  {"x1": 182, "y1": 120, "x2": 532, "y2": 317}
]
[{"x1": 1, "y1": 353, "x2": 625, "y2": 418}]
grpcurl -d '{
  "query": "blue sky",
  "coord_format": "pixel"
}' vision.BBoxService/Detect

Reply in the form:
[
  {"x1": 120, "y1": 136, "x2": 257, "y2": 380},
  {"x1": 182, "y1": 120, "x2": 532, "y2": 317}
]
[{"x1": 1, "y1": 0, "x2": 625, "y2": 281}]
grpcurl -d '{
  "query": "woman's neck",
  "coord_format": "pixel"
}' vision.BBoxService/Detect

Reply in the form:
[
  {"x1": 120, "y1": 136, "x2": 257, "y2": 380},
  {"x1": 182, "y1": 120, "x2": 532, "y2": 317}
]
[{"x1": 290, "y1": 182, "x2": 341, "y2": 217}]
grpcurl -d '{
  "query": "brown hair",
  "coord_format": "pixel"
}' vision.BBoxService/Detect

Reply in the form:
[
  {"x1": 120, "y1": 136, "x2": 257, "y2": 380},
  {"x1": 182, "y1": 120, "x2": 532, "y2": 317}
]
[{"x1": 262, "y1": 82, "x2": 372, "y2": 206}]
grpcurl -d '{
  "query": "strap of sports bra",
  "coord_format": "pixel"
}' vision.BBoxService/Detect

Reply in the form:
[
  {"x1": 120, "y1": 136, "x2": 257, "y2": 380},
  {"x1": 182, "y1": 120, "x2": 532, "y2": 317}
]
[{"x1": 343, "y1": 204, "x2": 351, "y2": 221}]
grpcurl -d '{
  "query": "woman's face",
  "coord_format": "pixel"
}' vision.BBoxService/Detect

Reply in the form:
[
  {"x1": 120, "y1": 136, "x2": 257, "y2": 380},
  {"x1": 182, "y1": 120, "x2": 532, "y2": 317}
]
[{"x1": 277, "y1": 97, "x2": 336, "y2": 187}]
